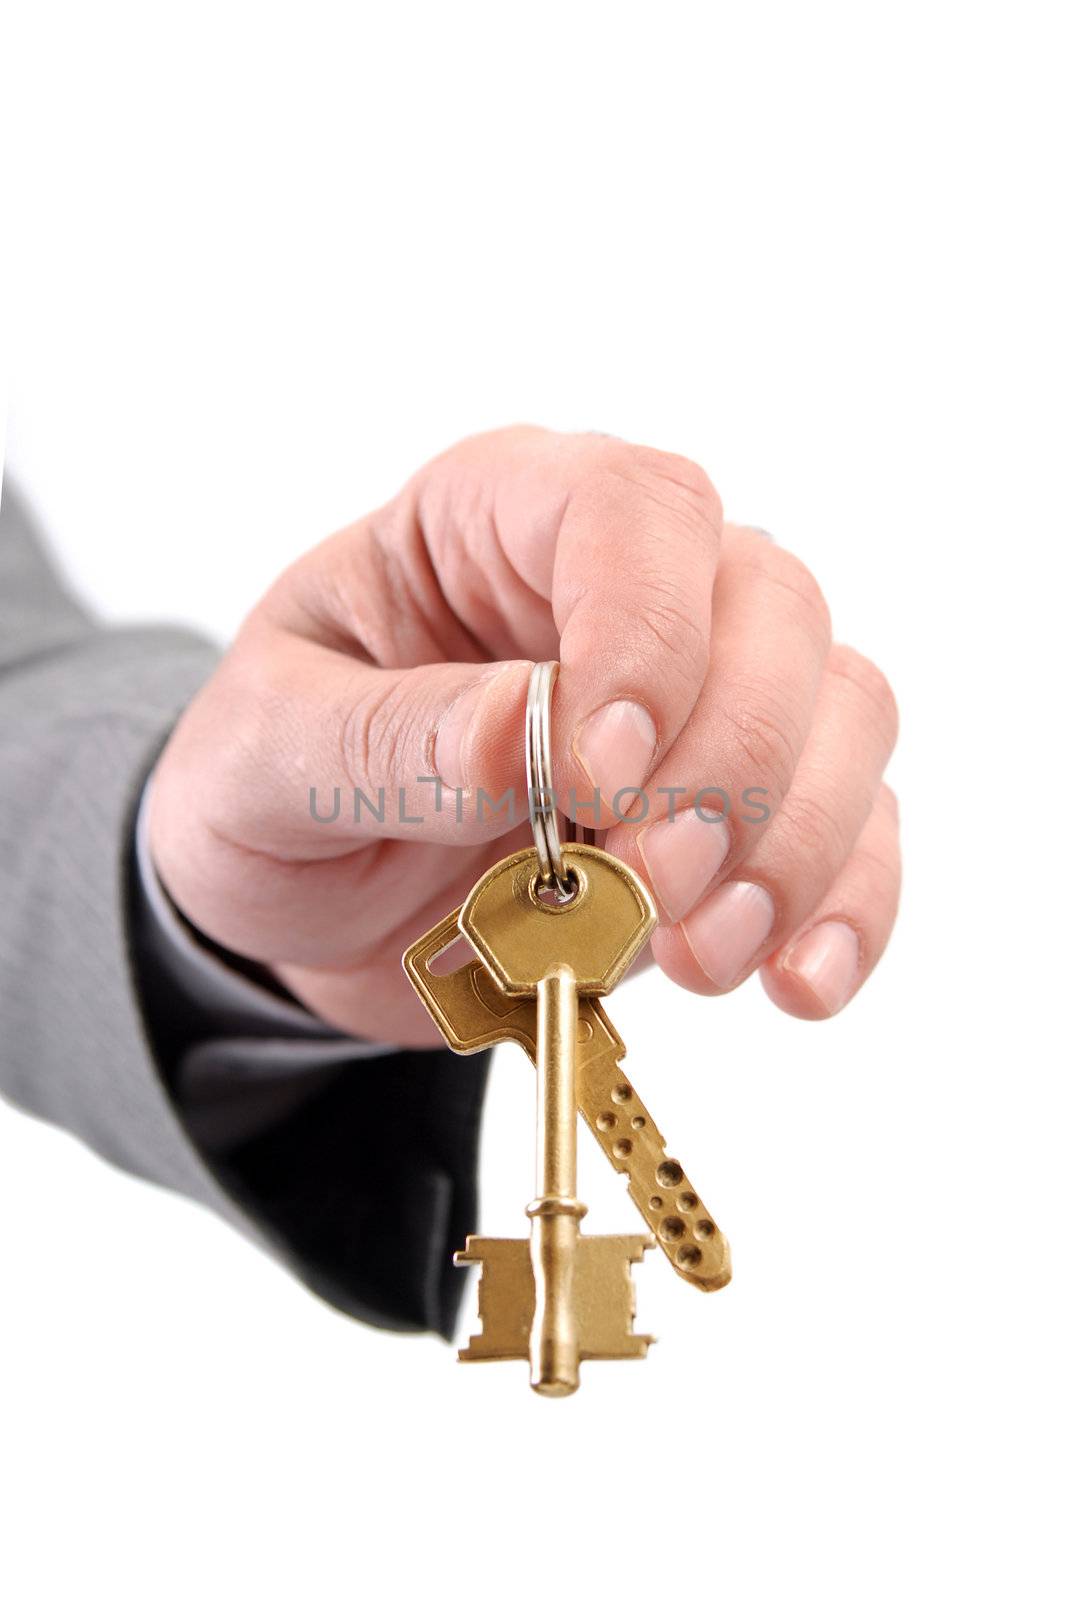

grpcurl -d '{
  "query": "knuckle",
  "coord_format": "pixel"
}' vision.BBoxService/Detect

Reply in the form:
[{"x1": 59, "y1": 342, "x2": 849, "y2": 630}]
[
  {"x1": 340, "y1": 678, "x2": 414, "y2": 791},
  {"x1": 633, "y1": 446, "x2": 721, "y2": 518},
  {"x1": 830, "y1": 645, "x2": 899, "y2": 748},
  {"x1": 627, "y1": 577, "x2": 710, "y2": 682},
  {"x1": 583, "y1": 443, "x2": 722, "y2": 540},
  {"x1": 852, "y1": 838, "x2": 902, "y2": 898},
  {"x1": 761, "y1": 547, "x2": 832, "y2": 648},
  {"x1": 719, "y1": 672, "x2": 804, "y2": 799},
  {"x1": 778, "y1": 787, "x2": 854, "y2": 878}
]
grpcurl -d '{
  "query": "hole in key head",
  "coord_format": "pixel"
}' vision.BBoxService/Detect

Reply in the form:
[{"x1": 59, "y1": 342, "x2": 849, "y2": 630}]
[
  {"x1": 426, "y1": 935, "x2": 475, "y2": 976},
  {"x1": 532, "y1": 869, "x2": 581, "y2": 909}
]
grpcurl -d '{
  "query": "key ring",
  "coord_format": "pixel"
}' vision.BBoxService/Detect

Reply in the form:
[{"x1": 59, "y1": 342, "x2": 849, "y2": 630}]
[{"x1": 525, "y1": 661, "x2": 574, "y2": 899}]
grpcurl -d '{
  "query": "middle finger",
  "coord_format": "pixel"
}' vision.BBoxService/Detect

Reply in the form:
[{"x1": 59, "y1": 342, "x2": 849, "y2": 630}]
[{"x1": 602, "y1": 526, "x2": 832, "y2": 919}]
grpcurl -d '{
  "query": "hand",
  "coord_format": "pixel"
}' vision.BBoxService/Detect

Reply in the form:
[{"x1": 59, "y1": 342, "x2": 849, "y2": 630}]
[{"x1": 150, "y1": 427, "x2": 900, "y2": 1046}]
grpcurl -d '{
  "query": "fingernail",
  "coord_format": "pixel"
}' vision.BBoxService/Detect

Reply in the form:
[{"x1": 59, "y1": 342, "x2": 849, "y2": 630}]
[
  {"x1": 638, "y1": 806, "x2": 731, "y2": 923},
  {"x1": 433, "y1": 671, "x2": 503, "y2": 790},
  {"x1": 782, "y1": 921, "x2": 860, "y2": 1016},
  {"x1": 573, "y1": 700, "x2": 657, "y2": 811},
  {"x1": 683, "y1": 881, "x2": 776, "y2": 989}
]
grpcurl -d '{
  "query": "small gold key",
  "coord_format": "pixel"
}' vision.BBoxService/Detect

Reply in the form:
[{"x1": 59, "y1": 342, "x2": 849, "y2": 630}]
[
  {"x1": 404, "y1": 908, "x2": 731, "y2": 1291},
  {"x1": 455, "y1": 842, "x2": 656, "y2": 1396}
]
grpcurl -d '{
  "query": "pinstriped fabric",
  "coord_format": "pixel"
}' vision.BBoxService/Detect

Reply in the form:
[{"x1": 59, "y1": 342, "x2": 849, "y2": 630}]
[{"x1": 0, "y1": 484, "x2": 488, "y2": 1336}]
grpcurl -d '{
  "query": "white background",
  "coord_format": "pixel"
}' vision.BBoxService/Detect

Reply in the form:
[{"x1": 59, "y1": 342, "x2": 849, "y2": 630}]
[{"x1": 2, "y1": 3, "x2": 1069, "y2": 1597}]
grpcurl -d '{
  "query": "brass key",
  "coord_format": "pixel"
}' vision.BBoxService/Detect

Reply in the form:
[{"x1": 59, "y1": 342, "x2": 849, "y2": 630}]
[
  {"x1": 404, "y1": 908, "x2": 731, "y2": 1292},
  {"x1": 456, "y1": 842, "x2": 656, "y2": 1396}
]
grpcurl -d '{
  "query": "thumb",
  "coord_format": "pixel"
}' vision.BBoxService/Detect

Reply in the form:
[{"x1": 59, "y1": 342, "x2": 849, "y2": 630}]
[{"x1": 182, "y1": 627, "x2": 535, "y2": 853}]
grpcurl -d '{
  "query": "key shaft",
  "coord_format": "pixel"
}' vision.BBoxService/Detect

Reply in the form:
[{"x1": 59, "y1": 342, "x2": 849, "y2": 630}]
[{"x1": 527, "y1": 964, "x2": 584, "y2": 1395}]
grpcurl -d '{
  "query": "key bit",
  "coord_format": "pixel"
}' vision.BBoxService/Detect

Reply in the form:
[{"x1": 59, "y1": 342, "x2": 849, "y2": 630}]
[
  {"x1": 454, "y1": 1234, "x2": 653, "y2": 1364},
  {"x1": 404, "y1": 907, "x2": 731, "y2": 1291}
]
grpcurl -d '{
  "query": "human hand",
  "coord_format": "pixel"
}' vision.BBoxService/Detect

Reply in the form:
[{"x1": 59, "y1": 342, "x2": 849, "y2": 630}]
[{"x1": 150, "y1": 427, "x2": 900, "y2": 1046}]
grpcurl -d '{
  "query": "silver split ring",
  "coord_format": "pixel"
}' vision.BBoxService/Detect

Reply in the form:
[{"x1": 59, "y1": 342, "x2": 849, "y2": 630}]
[{"x1": 525, "y1": 661, "x2": 572, "y2": 898}]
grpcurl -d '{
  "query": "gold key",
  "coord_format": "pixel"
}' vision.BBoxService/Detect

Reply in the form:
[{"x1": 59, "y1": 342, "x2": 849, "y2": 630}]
[
  {"x1": 455, "y1": 842, "x2": 656, "y2": 1396},
  {"x1": 404, "y1": 908, "x2": 731, "y2": 1291}
]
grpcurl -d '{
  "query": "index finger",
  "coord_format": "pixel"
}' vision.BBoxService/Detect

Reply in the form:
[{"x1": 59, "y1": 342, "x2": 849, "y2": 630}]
[{"x1": 430, "y1": 427, "x2": 723, "y2": 819}]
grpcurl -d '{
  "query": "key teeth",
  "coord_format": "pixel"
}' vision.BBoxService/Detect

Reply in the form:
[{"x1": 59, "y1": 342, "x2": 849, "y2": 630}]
[{"x1": 454, "y1": 1233, "x2": 654, "y2": 1367}]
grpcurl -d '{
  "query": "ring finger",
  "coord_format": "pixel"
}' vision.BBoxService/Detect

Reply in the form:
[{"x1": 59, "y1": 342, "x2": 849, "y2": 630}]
[
  {"x1": 650, "y1": 645, "x2": 898, "y2": 995},
  {"x1": 759, "y1": 784, "x2": 901, "y2": 1018}
]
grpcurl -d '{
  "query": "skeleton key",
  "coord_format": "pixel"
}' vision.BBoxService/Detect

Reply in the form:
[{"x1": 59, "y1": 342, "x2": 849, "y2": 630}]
[
  {"x1": 403, "y1": 908, "x2": 731, "y2": 1292},
  {"x1": 456, "y1": 842, "x2": 656, "y2": 1396}
]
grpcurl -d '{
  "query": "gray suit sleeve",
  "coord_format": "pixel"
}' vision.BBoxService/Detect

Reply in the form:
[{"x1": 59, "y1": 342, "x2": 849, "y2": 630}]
[{"x1": 0, "y1": 483, "x2": 488, "y2": 1337}]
